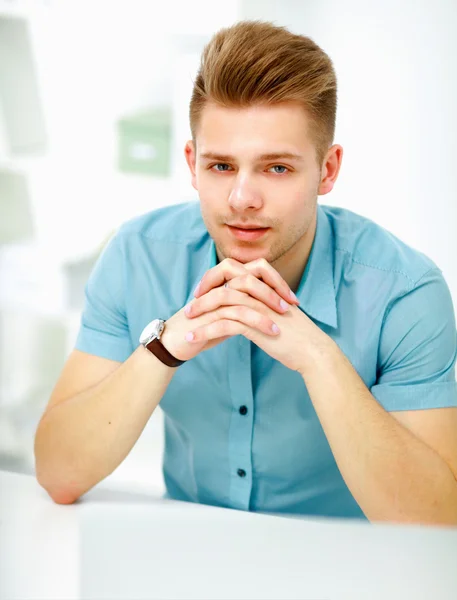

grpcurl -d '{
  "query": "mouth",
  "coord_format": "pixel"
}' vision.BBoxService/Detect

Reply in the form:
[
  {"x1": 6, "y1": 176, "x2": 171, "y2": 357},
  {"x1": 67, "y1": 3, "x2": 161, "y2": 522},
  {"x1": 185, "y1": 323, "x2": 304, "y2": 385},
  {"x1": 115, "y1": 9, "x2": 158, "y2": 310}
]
[{"x1": 226, "y1": 224, "x2": 270, "y2": 241}]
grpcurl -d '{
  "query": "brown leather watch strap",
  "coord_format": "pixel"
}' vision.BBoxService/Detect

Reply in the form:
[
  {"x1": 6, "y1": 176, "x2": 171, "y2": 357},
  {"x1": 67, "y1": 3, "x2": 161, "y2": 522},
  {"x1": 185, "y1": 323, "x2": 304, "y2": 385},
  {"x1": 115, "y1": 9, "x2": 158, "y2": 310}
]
[{"x1": 145, "y1": 337, "x2": 186, "y2": 368}]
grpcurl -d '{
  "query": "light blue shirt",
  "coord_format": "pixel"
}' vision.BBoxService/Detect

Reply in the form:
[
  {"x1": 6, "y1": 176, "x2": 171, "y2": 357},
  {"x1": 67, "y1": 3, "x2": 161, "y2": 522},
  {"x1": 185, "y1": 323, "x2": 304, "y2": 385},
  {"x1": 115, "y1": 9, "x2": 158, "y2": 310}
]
[{"x1": 75, "y1": 201, "x2": 457, "y2": 520}]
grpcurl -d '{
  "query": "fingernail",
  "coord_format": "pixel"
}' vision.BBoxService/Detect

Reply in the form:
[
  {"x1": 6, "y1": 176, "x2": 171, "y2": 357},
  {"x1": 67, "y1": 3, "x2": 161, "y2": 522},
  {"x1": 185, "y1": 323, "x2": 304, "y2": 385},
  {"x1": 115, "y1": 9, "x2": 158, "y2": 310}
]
[
  {"x1": 185, "y1": 332, "x2": 194, "y2": 342},
  {"x1": 184, "y1": 303, "x2": 192, "y2": 316},
  {"x1": 193, "y1": 281, "x2": 201, "y2": 296},
  {"x1": 290, "y1": 290, "x2": 298, "y2": 302},
  {"x1": 279, "y1": 299, "x2": 290, "y2": 310},
  {"x1": 271, "y1": 323, "x2": 280, "y2": 334}
]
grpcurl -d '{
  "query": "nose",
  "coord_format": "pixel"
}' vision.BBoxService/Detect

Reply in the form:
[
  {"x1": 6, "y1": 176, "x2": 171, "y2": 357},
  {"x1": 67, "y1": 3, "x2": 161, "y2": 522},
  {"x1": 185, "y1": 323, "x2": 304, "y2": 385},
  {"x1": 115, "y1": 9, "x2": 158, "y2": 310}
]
[{"x1": 228, "y1": 172, "x2": 263, "y2": 211}]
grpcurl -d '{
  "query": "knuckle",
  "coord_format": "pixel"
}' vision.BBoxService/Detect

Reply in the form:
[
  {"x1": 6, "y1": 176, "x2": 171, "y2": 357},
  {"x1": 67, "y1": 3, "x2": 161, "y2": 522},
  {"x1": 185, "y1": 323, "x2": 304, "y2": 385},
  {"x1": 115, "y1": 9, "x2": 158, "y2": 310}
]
[
  {"x1": 237, "y1": 273, "x2": 248, "y2": 286},
  {"x1": 217, "y1": 307, "x2": 230, "y2": 323},
  {"x1": 214, "y1": 307, "x2": 225, "y2": 319},
  {"x1": 245, "y1": 273, "x2": 256, "y2": 286},
  {"x1": 270, "y1": 290, "x2": 279, "y2": 305},
  {"x1": 239, "y1": 306, "x2": 251, "y2": 319},
  {"x1": 220, "y1": 320, "x2": 232, "y2": 335},
  {"x1": 250, "y1": 257, "x2": 268, "y2": 271},
  {"x1": 262, "y1": 315, "x2": 272, "y2": 329},
  {"x1": 225, "y1": 258, "x2": 238, "y2": 270}
]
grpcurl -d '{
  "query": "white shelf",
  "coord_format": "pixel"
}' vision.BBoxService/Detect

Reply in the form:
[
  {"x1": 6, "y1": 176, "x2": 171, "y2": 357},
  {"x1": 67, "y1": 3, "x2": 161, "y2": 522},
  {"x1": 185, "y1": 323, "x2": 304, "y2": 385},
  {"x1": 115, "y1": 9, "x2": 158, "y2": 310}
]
[
  {"x1": 0, "y1": 148, "x2": 195, "y2": 258},
  {"x1": 0, "y1": 0, "x2": 51, "y2": 19},
  {"x1": 0, "y1": 154, "x2": 47, "y2": 173},
  {"x1": 0, "y1": 0, "x2": 29, "y2": 19},
  {"x1": 0, "y1": 9, "x2": 48, "y2": 156}
]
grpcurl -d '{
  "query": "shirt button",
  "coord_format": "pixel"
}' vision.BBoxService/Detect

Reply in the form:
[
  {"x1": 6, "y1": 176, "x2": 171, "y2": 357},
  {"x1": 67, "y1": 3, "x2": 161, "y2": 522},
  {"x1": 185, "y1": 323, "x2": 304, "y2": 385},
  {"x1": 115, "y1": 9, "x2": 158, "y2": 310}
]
[
  {"x1": 239, "y1": 405, "x2": 248, "y2": 415},
  {"x1": 237, "y1": 468, "x2": 246, "y2": 478}
]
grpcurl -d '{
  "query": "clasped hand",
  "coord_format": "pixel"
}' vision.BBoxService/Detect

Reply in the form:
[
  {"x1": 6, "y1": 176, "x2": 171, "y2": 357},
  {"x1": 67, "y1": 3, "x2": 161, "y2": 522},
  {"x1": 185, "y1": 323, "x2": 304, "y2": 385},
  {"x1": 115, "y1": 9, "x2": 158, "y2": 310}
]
[{"x1": 161, "y1": 257, "x2": 327, "y2": 373}]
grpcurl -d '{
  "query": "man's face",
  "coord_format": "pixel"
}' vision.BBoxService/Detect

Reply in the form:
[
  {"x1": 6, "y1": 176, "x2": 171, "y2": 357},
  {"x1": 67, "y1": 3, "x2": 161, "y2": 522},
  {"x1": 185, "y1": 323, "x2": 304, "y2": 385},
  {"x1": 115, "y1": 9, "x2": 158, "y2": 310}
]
[{"x1": 185, "y1": 101, "x2": 334, "y2": 266}]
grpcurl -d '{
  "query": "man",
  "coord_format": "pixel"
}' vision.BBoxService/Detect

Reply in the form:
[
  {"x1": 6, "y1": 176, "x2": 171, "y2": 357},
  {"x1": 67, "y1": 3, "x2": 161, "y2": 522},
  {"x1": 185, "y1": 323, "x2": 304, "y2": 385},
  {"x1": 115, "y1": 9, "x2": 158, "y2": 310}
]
[{"x1": 34, "y1": 20, "x2": 457, "y2": 524}]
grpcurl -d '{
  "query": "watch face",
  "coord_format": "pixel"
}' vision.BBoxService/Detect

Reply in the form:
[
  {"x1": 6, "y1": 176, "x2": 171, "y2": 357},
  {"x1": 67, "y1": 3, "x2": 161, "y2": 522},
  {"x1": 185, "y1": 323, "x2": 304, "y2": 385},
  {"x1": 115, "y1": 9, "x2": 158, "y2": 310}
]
[{"x1": 139, "y1": 319, "x2": 164, "y2": 344}]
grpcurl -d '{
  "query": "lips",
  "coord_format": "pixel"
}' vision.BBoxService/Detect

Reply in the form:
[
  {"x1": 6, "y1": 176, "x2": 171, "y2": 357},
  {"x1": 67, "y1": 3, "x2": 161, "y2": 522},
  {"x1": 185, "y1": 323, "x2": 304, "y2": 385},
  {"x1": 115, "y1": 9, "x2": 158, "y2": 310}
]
[
  {"x1": 228, "y1": 224, "x2": 267, "y2": 230},
  {"x1": 227, "y1": 225, "x2": 270, "y2": 241}
]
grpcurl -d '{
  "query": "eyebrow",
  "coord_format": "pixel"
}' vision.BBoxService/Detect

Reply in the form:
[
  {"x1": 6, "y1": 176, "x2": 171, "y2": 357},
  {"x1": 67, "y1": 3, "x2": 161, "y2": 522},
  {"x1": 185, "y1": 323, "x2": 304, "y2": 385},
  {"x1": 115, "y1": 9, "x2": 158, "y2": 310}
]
[{"x1": 200, "y1": 151, "x2": 305, "y2": 162}]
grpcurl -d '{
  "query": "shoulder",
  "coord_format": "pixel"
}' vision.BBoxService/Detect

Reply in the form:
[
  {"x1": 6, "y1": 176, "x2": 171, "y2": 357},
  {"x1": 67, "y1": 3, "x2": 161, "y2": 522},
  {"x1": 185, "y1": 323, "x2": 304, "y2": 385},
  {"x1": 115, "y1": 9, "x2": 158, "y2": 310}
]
[
  {"x1": 116, "y1": 200, "x2": 207, "y2": 244},
  {"x1": 322, "y1": 204, "x2": 439, "y2": 290}
]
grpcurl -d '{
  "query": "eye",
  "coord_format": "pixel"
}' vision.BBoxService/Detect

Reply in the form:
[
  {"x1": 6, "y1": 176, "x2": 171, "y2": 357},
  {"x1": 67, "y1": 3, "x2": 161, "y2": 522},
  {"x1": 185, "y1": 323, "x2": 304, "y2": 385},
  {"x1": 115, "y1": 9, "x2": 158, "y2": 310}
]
[
  {"x1": 211, "y1": 163, "x2": 232, "y2": 172},
  {"x1": 268, "y1": 165, "x2": 289, "y2": 174}
]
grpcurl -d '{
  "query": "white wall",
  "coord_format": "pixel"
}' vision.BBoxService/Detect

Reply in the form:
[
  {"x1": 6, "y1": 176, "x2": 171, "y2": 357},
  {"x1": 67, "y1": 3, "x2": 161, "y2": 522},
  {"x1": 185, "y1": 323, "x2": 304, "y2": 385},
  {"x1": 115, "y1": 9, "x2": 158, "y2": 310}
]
[
  {"x1": 242, "y1": 0, "x2": 457, "y2": 306},
  {"x1": 2, "y1": 0, "x2": 456, "y2": 489},
  {"x1": 11, "y1": 1, "x2": 241, "y2": 255},
  {"x1": 0, "y1": 0, "x2": 243, "y2": 489}
]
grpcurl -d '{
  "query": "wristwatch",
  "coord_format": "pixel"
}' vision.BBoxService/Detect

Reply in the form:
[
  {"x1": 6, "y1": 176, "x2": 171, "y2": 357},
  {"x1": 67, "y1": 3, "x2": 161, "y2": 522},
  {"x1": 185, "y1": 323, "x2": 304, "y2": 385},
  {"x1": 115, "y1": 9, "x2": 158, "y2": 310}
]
[{"x1": 139, "y1": 319, "x2": 186, "y2": 368}]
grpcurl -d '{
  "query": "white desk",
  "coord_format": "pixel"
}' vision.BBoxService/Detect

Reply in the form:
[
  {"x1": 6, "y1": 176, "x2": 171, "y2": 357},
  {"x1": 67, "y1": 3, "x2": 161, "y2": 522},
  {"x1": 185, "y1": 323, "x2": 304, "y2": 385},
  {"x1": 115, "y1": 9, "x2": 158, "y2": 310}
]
[{"x1": 1, "y1": 469, "x2": 456, "y2": 599}]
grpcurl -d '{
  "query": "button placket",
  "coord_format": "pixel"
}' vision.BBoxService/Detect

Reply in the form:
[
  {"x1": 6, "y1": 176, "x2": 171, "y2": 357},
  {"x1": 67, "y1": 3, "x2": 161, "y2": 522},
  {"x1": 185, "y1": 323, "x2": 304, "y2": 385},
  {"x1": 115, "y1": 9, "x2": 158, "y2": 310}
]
[{"x1": 227, "y1": 336, "x2": 254, "y2": 510}]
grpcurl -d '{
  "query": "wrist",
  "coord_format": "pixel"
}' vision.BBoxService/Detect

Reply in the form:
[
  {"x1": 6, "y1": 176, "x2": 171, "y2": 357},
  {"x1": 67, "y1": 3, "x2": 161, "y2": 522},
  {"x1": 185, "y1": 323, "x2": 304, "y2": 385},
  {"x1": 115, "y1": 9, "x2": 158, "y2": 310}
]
[
  {"x1": 139, "y1": 318, "x2": 186, "y2": 368},
  {"x1": 135, "y1": 344, "x2": 178, "y2": 375},
  {"x1": 160, "y1": 325, "x2": 185, "y2": 362},
  {"x1": 298, "y1": 332, "x2": 338, "y2": 378}
]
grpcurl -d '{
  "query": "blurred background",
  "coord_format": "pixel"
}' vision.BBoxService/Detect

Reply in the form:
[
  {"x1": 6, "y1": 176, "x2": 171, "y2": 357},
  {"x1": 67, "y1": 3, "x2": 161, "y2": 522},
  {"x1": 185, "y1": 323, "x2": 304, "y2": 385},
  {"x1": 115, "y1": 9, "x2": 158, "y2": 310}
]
[{"x1": 1, "y1": 0, "x2": 456, "y2": 495}]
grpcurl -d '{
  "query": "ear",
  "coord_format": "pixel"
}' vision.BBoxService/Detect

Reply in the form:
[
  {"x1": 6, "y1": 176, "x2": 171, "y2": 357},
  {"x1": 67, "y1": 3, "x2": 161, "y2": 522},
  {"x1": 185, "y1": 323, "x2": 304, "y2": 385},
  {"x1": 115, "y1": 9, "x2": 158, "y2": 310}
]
[
  {"x1": 318, "y1": 144, "x2": 343, "y2": 196},
  {"x1": 184, "y1": 140, "x2": 198, "y2": 191}
]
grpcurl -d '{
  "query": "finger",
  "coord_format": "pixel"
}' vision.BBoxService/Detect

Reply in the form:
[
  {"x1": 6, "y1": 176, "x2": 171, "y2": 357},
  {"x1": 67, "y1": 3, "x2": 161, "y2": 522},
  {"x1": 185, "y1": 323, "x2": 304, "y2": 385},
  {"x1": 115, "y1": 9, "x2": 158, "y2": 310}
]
[
  {"x1": 194, "y1": 258, "x2": 247, "y2": 297},
  {"x1": 244, "y1": 258, "x2": 299, "y2": 305},
  {"x1": 186, "y1": 306, "x2": 280, "y2": 342},
  {"x1": 186, "y1": 286, "x2": 289, "y2": 318},
  {"x1": 185, "y1": 319, "x2": 245, "y2": 343},
  {"x1": 228, "y1": 274, "x2": 292, "y2": 314}
]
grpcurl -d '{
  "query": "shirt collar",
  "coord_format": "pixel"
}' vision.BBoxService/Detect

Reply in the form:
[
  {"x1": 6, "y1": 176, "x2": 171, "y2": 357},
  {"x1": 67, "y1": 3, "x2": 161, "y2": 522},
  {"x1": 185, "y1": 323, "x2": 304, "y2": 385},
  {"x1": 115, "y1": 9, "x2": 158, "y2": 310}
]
[
  {"x1": 205, "y1": 203, "x2": 338, "y2": 329},
  {"x1": 295, "y1": 203, "x2": 338, "y2": 329}
]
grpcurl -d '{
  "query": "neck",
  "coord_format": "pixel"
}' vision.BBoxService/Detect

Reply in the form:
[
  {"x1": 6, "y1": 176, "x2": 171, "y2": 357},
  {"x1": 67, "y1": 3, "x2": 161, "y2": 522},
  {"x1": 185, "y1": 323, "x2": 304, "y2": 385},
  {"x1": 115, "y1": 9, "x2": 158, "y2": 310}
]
[{"x1": 272, "y1": 211, "x2": 317, "y2": 293}]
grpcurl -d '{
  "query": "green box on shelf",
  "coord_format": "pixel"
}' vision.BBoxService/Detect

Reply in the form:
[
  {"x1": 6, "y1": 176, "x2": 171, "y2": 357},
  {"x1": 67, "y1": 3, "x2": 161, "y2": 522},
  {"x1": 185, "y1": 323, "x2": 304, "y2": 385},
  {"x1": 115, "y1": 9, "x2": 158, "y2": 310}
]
[{"x1": 117, "y1": 107, "x2": 172, "y2": 176}]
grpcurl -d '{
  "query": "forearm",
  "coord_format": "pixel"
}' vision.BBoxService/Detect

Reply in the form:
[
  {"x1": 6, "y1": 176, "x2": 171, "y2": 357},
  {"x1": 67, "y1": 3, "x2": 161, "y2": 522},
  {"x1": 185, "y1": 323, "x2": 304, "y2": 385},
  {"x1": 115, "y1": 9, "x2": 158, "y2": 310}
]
[
  {"x1": 299, "y1": 339, "x2": 457, "y2": 525},
  {"x1": 34, "y1": 346, "x2": 175, "y2": 503}
]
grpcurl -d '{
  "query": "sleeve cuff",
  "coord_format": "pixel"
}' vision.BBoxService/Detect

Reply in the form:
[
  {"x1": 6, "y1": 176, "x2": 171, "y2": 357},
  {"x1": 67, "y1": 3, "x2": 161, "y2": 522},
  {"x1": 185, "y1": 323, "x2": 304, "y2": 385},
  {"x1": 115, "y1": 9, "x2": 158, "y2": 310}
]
[
  {"x1": 74, "y1": 326, "x2": 134, "y2": 363},
  {"x1": 370, "y1": 380, "x2": 457, "y2": 411}
]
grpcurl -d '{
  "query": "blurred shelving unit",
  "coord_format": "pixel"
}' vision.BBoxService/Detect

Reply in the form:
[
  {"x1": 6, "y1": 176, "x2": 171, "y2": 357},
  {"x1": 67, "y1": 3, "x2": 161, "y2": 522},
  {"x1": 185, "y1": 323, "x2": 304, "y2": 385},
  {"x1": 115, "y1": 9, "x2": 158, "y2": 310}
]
[
  {"x1": 0, "y1": 0, "x2": 244, "y2": 314},
  {"x1": 0, "y1": 0, "x2": 240, "y2": 258},
  {"x1": 0, "y1": 0, "x2": 243, "y2": 488}
]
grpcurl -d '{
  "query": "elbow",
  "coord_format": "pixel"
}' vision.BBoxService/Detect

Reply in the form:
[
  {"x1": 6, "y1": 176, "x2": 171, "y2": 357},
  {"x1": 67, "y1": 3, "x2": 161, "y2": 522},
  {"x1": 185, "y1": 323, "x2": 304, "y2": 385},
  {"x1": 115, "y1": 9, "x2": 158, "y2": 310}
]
[
  {"x1": 35, "y1": 468, "x2": 83, "y2": 505},
  {"x1": 41, "y1": 481, "x2": 81, "y2": 505},
  {"x1": 36, "y1": 476, "x2": 79, "y2": 505},
  {"x1": 34, "y1": 435, "x2": 85, "y2": 505},
  {"x1": 48, "y1": 487, "x2": 80, "y2": 505}
]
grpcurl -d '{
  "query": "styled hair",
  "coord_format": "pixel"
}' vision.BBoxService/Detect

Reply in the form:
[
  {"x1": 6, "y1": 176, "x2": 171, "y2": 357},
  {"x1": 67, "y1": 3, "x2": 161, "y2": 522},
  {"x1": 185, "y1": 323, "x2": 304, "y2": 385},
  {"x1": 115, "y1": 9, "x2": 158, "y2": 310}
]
[{"x1": 189, "y1": 20, "x2": 337, "y2": 168}]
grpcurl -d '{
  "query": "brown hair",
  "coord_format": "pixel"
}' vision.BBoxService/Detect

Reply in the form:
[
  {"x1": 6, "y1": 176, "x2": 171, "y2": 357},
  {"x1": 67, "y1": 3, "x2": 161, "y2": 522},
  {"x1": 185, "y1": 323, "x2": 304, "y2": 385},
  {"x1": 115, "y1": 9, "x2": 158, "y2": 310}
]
[{"x1": 189, "y1": 20, "x2": 337, "y2": 168}]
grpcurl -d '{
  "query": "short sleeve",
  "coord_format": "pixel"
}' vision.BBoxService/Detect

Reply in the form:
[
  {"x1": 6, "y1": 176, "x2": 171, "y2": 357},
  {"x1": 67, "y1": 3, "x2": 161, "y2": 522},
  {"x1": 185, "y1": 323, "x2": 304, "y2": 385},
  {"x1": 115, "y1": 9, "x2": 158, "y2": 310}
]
[
  {"x1": 370, "y1": 268, "x2": 457, "y2": 411},
  {"x1": 74, "y1": 230, "x2": 134, "y2": 362}
]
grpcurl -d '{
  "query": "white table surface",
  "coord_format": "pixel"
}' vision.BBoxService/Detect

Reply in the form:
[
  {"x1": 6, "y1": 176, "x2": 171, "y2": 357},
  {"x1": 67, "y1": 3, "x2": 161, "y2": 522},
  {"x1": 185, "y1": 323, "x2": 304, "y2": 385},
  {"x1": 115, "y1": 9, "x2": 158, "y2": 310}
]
[{"x1": 1, "y1": 468, "x2": 457, "y2": 600}]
